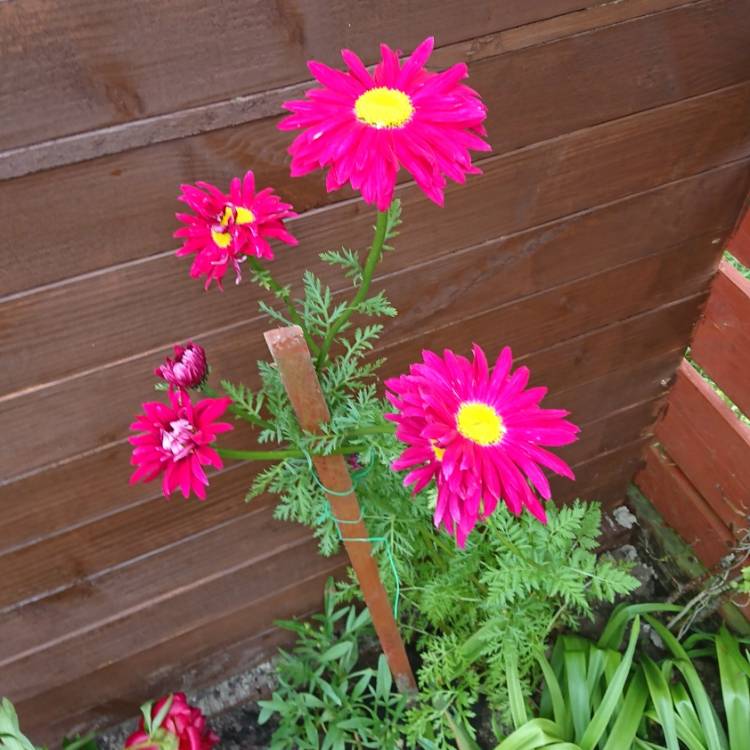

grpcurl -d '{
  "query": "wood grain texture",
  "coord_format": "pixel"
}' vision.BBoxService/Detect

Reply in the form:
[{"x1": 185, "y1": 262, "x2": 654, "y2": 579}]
[
  {"x1": 0, "y1": 0, "x2": 594, "y2": 152},
  {"x1": 4, "y1": 2, "x2": 750, "y2": 293},
  {"x1": 656, "y1": 360, "x2": 750, "y2": 529},
  {"x1": 19, "y1": 571, "x2": 345, "y2": 747},
  {"x1": 691, "y1": 260, "x2": 750, "y2": 415},
  {"x1": 3, "y1": 82, "x2": 750, "y2": 392},
  {"x1": 0, "y1": 228, "x2": 726, "y2": 482},
  {"x1": 0, "y1": 0, "x2": 738, "y2": 180},
  {"x1": 636, "y1": 443, "x2": 735, "y2": 567}
]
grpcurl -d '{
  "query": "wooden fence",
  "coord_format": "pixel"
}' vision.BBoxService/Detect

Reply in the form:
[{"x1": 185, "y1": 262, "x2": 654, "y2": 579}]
[
  {"x1": 636, "y1": 212, "x2": 750, "y2": 570},
  {"x1": 2, "y1": 0, "x2": 750, "y2": 742}
]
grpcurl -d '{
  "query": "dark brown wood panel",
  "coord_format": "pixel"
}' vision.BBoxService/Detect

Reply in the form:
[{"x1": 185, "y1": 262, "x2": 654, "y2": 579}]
[
  {"x1": 0, "y1": 0, "x2": 593, "y2": 151},
  {"x1": 0, "y1": 228, "x2": 726, "y2": 481},
  {"x1": 0, "y1": 509, "x2": 329, "y2": 693},
  {"x1": 691, "y1": 260, "x2": 750, "y2": 415},
  {"x1": 551, "y1": 438, "x2": 651, "y2": 507},
  {"x1": 0, "y1": 0, "x2": 695, "y2": 181},
  {"x1": 3, "y1": 84, "x2": 750, "y2": 395},
  {"x1": 0, "y1": 464, "x2": 264, "y2": 611},
  {"x1": 4, "y1": 2, "x2": 750, "y2": 294},
  {"x1": 18, "y1": 570, "x2": 345, "y2": 746},
  {"x1": 655, "y1": 360, "x2": 750, "y2": 528}
]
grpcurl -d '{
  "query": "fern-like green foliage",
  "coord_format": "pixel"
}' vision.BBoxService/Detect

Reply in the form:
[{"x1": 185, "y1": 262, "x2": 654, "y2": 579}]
[
  {"x1": 258, "y1": 584, "x2": 409, "y2": 749},
  {"x1": 205, "y1": 196, "x2": 639, "y2": 747}
]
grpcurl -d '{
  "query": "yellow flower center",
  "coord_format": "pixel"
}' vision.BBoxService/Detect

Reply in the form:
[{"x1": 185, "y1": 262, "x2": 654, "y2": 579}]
[
  {"x1": 354, "y1": 87, "x2": 414, "y2": 129},
  {"x1": 456, "y1": 402, "x2": 505, "y2": 447},
  {"x1": 211, "y1": 205, "x2": 255, "y2": 249},
  {"x1": 431, "y1": 441, "x2": 445, "y2": 462}
]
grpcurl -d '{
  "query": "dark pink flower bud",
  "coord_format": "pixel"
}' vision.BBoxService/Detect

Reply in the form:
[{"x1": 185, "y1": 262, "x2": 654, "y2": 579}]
[
  {"x1": 124, "y1": 692, "x2": 219, "y2": 750},
  {"x1": 155, "y1": 342, "x2": 208, "y2": 391}
]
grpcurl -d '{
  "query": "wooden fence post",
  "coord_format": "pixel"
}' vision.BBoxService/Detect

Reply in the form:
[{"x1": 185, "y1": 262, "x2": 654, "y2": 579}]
[{"x1": 264, "y1": 325, "x2": 417, "y2": 693}]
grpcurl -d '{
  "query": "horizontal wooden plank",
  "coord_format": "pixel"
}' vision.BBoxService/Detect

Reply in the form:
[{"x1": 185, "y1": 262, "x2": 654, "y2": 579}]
[
  {"x1": 691, "y1": 260, "x2": 750, "y2": 415},
  {"x1": 4, "y1": 79, "x2": 750, "y2": 391},
  {"x1": 0, "y1": 0, "x2": 595, "y2": 152},
  {"x1": 18, "y1": 567, "x2": 345, "y2": 746},
  {"x1": 552, "y1": 437, "x2": 651, "y2": 508},
  {"x1": 0, "y1": 463, "x2": 265, "y2": 612},
  {"x1": 560, "y1": 398, "x2": 661, "y2": 467},
  {"x1": 0, "y1": 344, "x2": 684, "y2": 560},
  {"x1": 4, "y1": 4, "x2": 750, "y2": 294},
  {"x1": 0, "y1": 512, "x2": 340, "y2": 695},
  {"x1": 636, "y1": 442, "x2": 735, "y2": 568},
  {"x1": 728, "y1": 207, "x2": 750, "y2": 266},
  {"x1": 656, "y1": 360, "x2": 750, "y2": 529},
  {"x1": 0, "y1": 227, "x2": 724, "y2": 482},
  {"x1": 0, "y1": 0, "x2": 736, "y2": 182}
]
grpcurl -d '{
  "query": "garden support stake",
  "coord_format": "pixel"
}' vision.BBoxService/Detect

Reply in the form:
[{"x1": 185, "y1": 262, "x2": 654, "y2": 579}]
[{"x1": 264, "y1": 324, "x2": 418, "y2": 694}]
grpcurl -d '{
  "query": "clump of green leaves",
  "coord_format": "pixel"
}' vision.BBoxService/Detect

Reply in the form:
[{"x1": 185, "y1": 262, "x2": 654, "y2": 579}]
[
  {"x1": 258, "y1": 584, "x2": 409, "y2": 750},
  {"x1": 341, "y1": 493, "x2": 640, "y2": 747},
  {"x1": 0, "y1": 699, "x2": 96, "y2": 750}
]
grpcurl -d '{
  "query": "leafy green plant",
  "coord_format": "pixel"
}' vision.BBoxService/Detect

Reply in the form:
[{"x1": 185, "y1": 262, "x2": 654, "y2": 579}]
[
  {"x1": 258, "y1": 583, "x2": 409, "y2": 749},
  {"x1": 0, "y1": 699, "x2": 96, "y2": 750},
  {"x1": 452, "y1": 602, "x2": 750, "y2": 750},
  {"x1": 344, "y1": 499, "x2": 639, "y2": 747}
]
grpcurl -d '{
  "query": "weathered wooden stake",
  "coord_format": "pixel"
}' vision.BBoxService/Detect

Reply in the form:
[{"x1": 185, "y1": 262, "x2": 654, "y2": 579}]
[{"x1": 264, "y1": 324, "x2": 417, "y2": 693}]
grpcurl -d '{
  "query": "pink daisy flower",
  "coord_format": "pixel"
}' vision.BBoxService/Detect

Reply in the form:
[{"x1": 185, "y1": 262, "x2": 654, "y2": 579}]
[
  {"x1": 278, "y1": 36, "x2": 490, "y2": 211},
  {"x1": 155, "y1": 341, "x2": 208, "y2": 391},
  {"x1": 385, "y1": 345, "x2": 580, "y2": 547},
  {"x1": 175, "y1": 170, "x2": 298, "y2": 289},
  {"x1": 129, "y1": 390, "x2": 233, "y2": 500}
]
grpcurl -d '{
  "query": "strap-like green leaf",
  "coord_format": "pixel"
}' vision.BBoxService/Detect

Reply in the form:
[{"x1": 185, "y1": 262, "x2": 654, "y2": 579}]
[
  {"x1": 601, "y1": 669, "x2": 648, "y2": 750},
  {"x1": 645, "y1": 616, "x2": 723, "y2": 750},
  {"x1": 716, "y1": 626, "x2": 750, "y2": 750},
  {"x1": 641, "y1": 656, "x2": 679, "y2": 750},
  {"x1": 495, "y1": 718, "x2": 569, "y2": 750},
  {"x1": 506, "y1": 650, "x2": 529, "y2": 730},
  {"x1": 579, "y1": 616, "x2": 640, "y2": 750}
]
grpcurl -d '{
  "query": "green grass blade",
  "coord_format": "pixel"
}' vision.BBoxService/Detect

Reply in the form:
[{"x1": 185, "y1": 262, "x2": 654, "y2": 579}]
[
  {"x1": 674, "y1": 713, "x2": 710, "y2": 750},
  {"x1": 716, "y1": 626, "x2": 750, "y2": 750},
  {"x1": 562, "y1": 638, "x2": 591, "y2": 741},
  {"x1": 601, "y1": 669, "x2": 648, "y2": 750},
  {"x1": 446, "y1": 711, "x2": 482, "y2": 750},
  {"x1": 645, "y1": 616, "x2": 723, "y2": 750},
  {"x1": 641, "y1": 656, "x2": 679, "y2": 750},
  {"x1": 537, "y1": 651, "x2": 572, "y2": 738},
  {"x1": 495, "y1": 719, "x2": 568, "y2": 750},
  {"x1": 598, "y1": 604, "x2": 681, "y2": 650},
  {"x1": 506, "y1": 650, "x2": 529, "y2": 730},
  {"x1": 580, "y1": 616, "x2": 641, "y2": 750}
]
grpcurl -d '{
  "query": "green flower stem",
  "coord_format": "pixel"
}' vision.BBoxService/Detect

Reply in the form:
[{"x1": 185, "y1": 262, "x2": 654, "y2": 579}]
[
  {"x1": 217, "y1": 444, "x2": 363, "y2": 462},
  {"x1": 315, "y1": 208, "x2": 390, "y2": 370},
  {"x1": 343, "y1": 423, "x2": 395, "y2": 437},
  {"x1": 246, "y1": 257, "x2": 320, "y2": 356}
]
